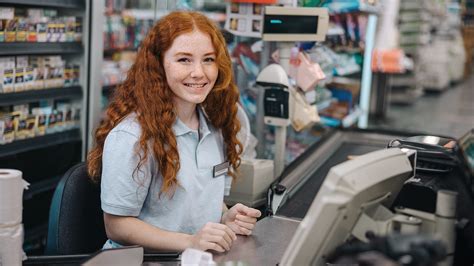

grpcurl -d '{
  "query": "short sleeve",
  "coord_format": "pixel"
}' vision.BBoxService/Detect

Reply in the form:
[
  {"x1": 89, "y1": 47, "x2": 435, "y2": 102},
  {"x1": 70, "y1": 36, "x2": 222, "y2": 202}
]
[{"x1": 101, "y1": 130, "x2": 153, "y2": 217}]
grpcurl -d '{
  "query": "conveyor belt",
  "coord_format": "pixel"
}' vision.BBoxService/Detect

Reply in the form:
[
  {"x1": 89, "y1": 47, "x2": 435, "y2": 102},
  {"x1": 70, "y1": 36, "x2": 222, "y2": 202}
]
[{"x1": 277, "y1": 142, "x2": 383, "y2": 218}]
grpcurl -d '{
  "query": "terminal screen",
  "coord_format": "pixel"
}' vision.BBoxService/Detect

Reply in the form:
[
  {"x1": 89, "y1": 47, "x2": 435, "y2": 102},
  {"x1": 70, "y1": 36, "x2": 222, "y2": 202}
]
[{"x1": 263, "y1": 15, "x2": 318, "y2": 34}]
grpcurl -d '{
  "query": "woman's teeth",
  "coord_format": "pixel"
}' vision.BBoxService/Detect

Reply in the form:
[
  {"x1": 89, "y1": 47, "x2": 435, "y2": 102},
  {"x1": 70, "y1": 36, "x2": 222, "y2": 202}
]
[{"x1": 185, "y1": 83, "x2": 206, "y2": 88}]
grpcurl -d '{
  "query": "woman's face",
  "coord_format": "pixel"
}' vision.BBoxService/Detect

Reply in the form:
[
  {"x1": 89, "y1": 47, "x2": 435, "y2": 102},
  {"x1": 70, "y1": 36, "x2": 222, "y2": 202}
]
[{"x1": 163, "y1": 30, "x2": 218, "y2": 109}]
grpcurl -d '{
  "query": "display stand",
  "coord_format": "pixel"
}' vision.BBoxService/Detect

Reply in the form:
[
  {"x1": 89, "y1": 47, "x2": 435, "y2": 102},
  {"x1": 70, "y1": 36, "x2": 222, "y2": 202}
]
[{"x1": 0, "y1": 0, "x2": 90, "y2": 254}]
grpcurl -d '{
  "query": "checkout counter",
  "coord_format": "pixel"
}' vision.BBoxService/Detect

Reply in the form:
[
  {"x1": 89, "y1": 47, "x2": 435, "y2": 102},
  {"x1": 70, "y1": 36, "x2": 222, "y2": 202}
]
[
  {"x1": 24, "y1": 128, "x2": 474, "y2": 265},
  {"x1": 24, "y1": 216, "x2": 300, "y2": 265}
]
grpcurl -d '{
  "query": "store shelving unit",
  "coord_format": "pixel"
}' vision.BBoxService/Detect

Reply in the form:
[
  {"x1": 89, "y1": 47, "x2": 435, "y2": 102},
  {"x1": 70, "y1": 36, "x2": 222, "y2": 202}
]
[
  {"x1": 0, "y1": 0, "x2": 90, "y2": 254},
  {"x1": 313, "y1": 6, "x2": 379, "y2": 129},
  {"x1": 0, "y1": 86, "x2": 82, "y2": 106},
  {"x1": 0, "y1": 42, "x2": 83, "y2": 56},
  {"x1": 0, "y1": 0, "x2": 85, "y2": 9},
  {"x1": 0, "y1": 129, "x2": 81, "y2": 158}
]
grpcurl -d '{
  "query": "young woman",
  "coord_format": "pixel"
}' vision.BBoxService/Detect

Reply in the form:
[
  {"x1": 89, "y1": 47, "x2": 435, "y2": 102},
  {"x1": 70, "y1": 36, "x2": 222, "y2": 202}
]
[{"x1": 87, "y1": 11, "x2": 261, "y2": 253}]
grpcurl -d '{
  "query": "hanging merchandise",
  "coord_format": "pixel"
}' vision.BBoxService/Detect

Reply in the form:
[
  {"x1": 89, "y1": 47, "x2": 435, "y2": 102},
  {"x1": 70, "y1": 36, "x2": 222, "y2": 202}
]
[
  {"x1": 288, "y1": 50, "x2": 326, "y2": 92},
  {"x1": 290, "y1": 88, "x2": 320, "y2": 132}
]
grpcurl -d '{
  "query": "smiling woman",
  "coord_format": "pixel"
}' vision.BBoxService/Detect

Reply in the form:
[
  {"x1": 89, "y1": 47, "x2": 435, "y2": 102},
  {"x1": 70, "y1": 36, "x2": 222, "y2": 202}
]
[
  {"x1": 85, "y1": 11, "x2": 261, "y2": 254},
  {"x1": 163, "y1": 30, "x2": 218, "y2": 123}
]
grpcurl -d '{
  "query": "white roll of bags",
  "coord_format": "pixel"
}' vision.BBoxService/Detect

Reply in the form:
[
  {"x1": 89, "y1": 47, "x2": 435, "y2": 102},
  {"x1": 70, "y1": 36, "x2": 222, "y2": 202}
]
[{"x1": 0, "y1": 169, "x2": 29, "y2": 266}]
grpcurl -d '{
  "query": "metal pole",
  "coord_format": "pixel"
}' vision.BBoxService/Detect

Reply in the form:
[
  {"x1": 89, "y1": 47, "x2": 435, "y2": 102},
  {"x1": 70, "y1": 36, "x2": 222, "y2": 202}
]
[
  {"x1": 358, "y1": 14, "x2": 377, "y2": 128},
  {"x1": 274, "y1": 126, "x2": 287, "y2": 178}
]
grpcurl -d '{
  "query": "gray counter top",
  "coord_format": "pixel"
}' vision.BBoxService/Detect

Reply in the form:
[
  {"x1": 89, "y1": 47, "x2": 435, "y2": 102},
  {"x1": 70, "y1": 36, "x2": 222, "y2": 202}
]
[{"x1": 213, "y1": 216, "x2": 300, "y2": 265}]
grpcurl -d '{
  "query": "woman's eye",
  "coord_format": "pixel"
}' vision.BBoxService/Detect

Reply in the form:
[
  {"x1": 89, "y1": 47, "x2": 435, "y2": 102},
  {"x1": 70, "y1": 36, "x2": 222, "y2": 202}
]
[
  {"x1": 204, "y1": 57, "x2": 215, "y2": 63},
  {"x1": 178, "y1": 58, "x2": 191, "y2": 63}
]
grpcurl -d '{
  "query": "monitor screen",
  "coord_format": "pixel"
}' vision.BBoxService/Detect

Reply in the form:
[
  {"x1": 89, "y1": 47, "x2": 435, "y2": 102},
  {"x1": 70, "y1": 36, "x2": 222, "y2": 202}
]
[
  {"x1": 262, "y1": 6, "x2": 329, "y2": 42},
  {"x1": 263, "y1": 15, "x2": 319, "y2": 34},
  {"x1": 279, "y1": 148, "x2": 414, "y2": 265}
]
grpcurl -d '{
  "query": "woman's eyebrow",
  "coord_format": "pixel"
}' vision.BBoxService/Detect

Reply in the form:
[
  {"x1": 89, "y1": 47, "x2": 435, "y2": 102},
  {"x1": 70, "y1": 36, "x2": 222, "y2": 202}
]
[
  {"x1": 174, "y1": 52, "x2": 216, "y2": 57},
  {"x1": 174, "y1": 52, "x2": 193, "y2": 57}
]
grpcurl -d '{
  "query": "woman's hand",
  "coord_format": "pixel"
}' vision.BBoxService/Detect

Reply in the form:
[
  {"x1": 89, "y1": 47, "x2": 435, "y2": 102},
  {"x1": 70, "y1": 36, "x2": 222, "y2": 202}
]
[
  {"x1": 190, "y1": 222, "x2": 237, "y2": 253},
  {"x1": 221, "y1": 203, "x2": 262, "y2": 236}
]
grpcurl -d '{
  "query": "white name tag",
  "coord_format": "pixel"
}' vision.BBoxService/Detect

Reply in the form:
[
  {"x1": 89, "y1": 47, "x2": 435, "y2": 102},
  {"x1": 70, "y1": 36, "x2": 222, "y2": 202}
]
[{"x1": 213, "y1": 161, "x2": 229, "y2": 177}]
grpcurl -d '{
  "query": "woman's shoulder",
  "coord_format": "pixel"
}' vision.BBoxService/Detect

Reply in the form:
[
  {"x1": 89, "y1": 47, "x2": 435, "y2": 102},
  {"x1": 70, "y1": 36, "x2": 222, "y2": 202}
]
[{"x1": 109, "y1": 113, "x2": 142, "y2": 139}]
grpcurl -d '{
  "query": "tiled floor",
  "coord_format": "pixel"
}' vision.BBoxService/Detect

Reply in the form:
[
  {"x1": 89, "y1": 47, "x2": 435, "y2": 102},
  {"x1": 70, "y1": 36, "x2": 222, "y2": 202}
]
[{"x1": 368, "y1": 74, "x2": 474, "y2": 139}]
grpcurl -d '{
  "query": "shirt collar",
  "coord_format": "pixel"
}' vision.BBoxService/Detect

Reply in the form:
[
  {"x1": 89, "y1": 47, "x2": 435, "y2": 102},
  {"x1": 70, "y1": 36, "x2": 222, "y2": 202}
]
[{"x1": 172, "y1": 105, "x2": 211, "y2": 137}]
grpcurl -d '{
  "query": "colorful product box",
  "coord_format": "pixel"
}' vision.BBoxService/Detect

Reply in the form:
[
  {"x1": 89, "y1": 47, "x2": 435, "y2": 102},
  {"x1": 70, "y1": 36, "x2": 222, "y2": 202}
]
[
  {"x1": 16, "y1": 18, "x2": 27, "y2": 42},
  {"x1": 5, "y1": 18, "x2": 17, "y2": 42},
  {"x1": 0, "y1": 114, "x2": 15, "y2": 144}
]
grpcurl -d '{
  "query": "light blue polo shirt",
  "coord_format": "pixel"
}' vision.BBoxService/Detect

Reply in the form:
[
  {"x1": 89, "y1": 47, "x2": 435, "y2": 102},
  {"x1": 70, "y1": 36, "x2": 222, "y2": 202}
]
[{"x1": 100, "y1": 107, "x2": 231, "y2": 249}]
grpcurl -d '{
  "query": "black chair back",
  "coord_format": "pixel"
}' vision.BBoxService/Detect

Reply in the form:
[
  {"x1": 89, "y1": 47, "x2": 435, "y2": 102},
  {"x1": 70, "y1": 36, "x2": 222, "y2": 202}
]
[{"x1": 46, "y1": 162, "x2": 107, "y2": 254}]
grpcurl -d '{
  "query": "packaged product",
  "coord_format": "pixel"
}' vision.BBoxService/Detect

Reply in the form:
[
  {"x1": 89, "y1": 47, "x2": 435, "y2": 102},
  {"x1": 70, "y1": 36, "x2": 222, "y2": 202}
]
[
  {"x1": 32, "y1": 107, "x2": 48, "y2": 135},
  {"x1": 0, "y1": 113, "x2": 15, "y2": 144},
  {"x1": 5, "y1": 18, "x2": 17, "y2": 42}
]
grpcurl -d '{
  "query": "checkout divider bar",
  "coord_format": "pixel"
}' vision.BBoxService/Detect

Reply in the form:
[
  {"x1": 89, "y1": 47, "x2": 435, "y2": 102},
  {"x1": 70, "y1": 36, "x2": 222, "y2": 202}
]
[{"x1": 24, "y1": 252, "x2": 180, "y2": 265}]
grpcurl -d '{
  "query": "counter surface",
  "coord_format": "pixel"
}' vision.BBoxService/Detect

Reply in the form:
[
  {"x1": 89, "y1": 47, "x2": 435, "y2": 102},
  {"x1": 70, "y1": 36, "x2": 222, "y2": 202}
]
[
  {"x1": 25, "y1": 216, "x2": 300, "y2": 266},
  {"x1": 213, "y1": 216, "x2": 300, "y2": 265}
]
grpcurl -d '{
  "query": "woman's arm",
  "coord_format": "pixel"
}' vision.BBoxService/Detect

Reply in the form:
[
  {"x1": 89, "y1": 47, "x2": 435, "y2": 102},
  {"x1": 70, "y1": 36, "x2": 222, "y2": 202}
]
[{"x1": 104, "y1": 213, "x2": 236, "y2": 252}]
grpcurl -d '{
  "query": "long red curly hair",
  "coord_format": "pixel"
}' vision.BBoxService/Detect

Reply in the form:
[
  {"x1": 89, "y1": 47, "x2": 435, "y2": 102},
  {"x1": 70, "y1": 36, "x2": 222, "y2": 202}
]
[{"x1": 87, "y1": 11, "x2": 242, "y2": 195}]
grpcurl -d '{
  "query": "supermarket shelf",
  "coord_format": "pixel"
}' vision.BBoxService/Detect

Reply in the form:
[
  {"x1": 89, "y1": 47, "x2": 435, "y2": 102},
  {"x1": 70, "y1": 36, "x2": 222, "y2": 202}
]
[
  {"x1": 0, "y1": 86, "x2": 82, "y2": 106},
  {"x1": 0, "y1": 0, "x2": 85, "y2": 9},
  {"x1": 0, "y1": 42, "x2": 83, "y2": 56},
  {"x1": 0, "y1": 129, "x2": 81, "y2": 158}
]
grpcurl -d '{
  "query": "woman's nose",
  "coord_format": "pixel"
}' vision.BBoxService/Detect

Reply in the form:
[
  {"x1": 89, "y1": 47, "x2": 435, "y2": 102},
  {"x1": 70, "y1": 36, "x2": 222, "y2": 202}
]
[{"x1": 190, "y1": 63, "x2": 204, "y2": 78}]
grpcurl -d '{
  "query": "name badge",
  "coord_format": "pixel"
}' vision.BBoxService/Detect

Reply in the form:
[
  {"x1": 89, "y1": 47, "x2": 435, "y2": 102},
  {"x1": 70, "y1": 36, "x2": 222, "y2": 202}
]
[{"x1": 213, "y1": 161, "x2": 229, "y2": 178}]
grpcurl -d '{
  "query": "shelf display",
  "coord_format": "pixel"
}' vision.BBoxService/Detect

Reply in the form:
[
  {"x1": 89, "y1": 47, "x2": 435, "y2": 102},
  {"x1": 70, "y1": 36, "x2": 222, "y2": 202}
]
[
  {"x1": 100, "y1": 0, "x2": 156, "y2": 99},
  {"x1": 0, "y1": 86, "x2": 82, "y2": 106},
  {"x1": 103, "y1": 13, "x2": 154, "y2": 51},
  {"x1": 0, "y1": 7, "x2": 82, "y2": 43},
  {"x1": 0, "y1": 101, "x2": 81, "y2": 144},
  {"x1": 0, "y1": 0, "x2": 88, "y2": 255},
  {"x1": 0, "y1": 128, "x2": 80, "y2": 157},
  {"x1": 102, "y1": 51, "x2": 136, "y2": 87},
  {"x1": 0, "y1": 55, "x2": 80, "y2": 93}
]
